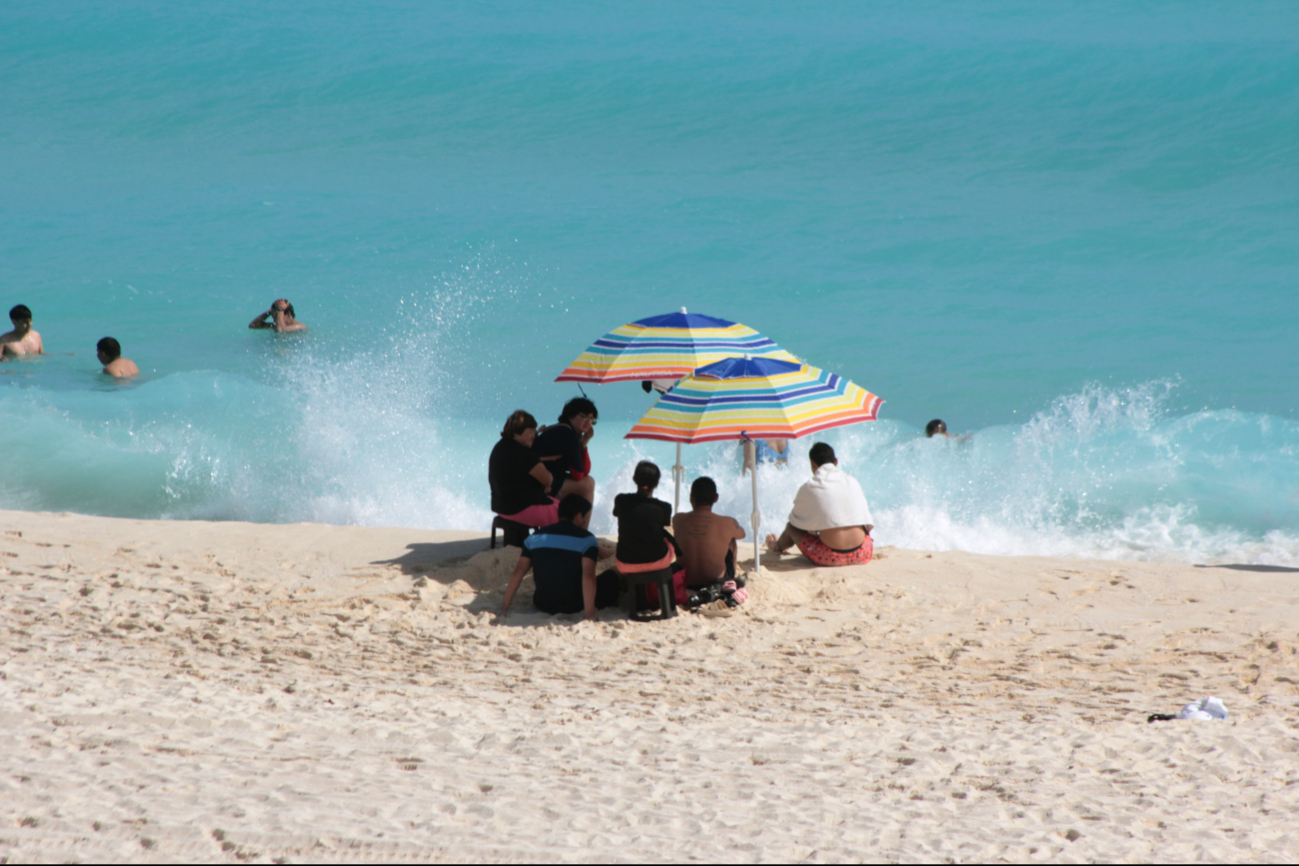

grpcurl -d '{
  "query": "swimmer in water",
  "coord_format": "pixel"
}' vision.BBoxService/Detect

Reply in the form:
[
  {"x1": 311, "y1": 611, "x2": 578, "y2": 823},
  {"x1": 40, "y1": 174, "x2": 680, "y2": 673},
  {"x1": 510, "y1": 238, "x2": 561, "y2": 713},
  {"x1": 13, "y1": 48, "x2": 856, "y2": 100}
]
[
  {"x1": 741, "y1": 437, "x2": 789, "y2": 473},
  {"x1": 249, "y1": 299, "x2": 308, "y2": 333},
  {"x1": 926, "y1": 418, "x2": 971, "y2": 442},
  {"x1": 97, "y1": 337, "x2": 139, "y2": 378},
  {"x1": 1, "y1": 305, "x2": 45, "y2": 359}
]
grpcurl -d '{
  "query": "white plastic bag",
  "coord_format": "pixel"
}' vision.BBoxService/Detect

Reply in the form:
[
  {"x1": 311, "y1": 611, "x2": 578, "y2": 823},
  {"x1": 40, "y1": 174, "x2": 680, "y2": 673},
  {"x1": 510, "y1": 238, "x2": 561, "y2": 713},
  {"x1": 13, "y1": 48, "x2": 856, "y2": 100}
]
[{"x1": 1176, "y1": 696, "x2": 1228, "y2": 720}]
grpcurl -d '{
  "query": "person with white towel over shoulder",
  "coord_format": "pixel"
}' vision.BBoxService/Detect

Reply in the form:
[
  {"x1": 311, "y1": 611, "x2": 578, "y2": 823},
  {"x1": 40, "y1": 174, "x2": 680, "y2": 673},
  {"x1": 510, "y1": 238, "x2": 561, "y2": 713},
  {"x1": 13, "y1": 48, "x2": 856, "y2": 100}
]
[{"x1": 765, "y1": 442, "x2": 874, "y2": 567}]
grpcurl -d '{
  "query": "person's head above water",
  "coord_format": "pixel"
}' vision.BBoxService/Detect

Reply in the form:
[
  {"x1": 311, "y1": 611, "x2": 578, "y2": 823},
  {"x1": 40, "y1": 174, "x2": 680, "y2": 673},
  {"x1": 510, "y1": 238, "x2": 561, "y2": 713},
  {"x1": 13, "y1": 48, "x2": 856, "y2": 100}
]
[
  {"x1": 809, "y1": 442, "x2": 837, "y2": 468},
  {"x1": 96, "y1": 336, "x2": 138, "y2": 377},
  {"x1": 250, "y1": 299, "x2": 307, "y2": 333},
  {"x1": 632, "y1": 461, "x2": 661, "y2": 494},
  {"x1": 558, "y1": 396, "x2": 598, "y2": 426},
  {"x1": 2, "y1": 304, "x2": 43, "y2": 356},
  {"x1": 96, "y1": 337, "x2": 122, "y2": 362},
  {"x1": 926, "y1": 419, "x2": 948, "y2": 438},
  {"x1": 690, "y1": 476, "x2": 719, "y2": 507}
]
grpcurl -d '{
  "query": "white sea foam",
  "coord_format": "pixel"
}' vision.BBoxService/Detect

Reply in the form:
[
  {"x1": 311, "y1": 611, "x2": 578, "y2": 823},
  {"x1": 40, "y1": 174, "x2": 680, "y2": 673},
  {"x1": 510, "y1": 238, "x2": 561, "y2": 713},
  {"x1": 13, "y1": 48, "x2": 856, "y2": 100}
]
[
  {"x1": 4, "y1": 365, "x2": 1297, "y2": 567},
  {"x1": 590, "y1": 380, "x2": 1299, "y2": 567},
  {"x1": 274, "y1": 284, "x2": 501, "y2": 531}
]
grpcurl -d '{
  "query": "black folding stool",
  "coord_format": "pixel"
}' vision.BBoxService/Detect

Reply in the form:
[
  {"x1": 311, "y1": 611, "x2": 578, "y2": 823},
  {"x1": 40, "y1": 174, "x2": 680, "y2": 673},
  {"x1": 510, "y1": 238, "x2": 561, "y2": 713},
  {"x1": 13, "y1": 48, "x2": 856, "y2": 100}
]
[
  {"x1": 490, "y1": 516, "x2": 532, "y2": 549},
  {"x1": 625, "y1": 566, "x2": 677, "y2": 621}
]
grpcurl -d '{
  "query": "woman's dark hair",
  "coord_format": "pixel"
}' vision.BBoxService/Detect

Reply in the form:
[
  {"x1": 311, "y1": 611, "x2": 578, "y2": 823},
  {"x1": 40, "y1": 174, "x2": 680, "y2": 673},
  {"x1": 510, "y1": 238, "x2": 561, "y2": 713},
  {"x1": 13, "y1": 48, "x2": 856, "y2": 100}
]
[
  {"x1": 558, "y1": 493, "x2": 593, "y2": 520},
  {"x1": 501, "y1": 409, "x2": 538, "y2": 439},
  {"x1": 925, "y1": 419, "x2": 947, "y2": 437},
  {"x1": 96, "y1": 337, "x2": 122, "y2": 360},
  {"x1": 285, "y1": 303, "x2": 296, "y2": 319},
  {"x1": 558, "y1": 397, "x2": 597, "y2": 424},
  {"x1": 632, "y1": 461, "x2": 661, "y2": 493},
  {"x1": 690, "y1": 476, "x2": 719, "y2": 505},
  {"x1": 809, "y1": 442, "x2": 837, "y2": 467}
]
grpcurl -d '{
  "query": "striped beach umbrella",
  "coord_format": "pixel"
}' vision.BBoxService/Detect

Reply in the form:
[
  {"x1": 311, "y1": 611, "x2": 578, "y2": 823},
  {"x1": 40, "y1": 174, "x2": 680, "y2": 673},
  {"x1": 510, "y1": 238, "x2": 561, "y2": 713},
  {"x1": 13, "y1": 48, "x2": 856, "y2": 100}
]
[
  {"x1": 626, "y1": 356, "x2": 882, "y2": 571},
  {"x1": 555, "y1": 309, "x2": 799, "y2": 384},
  {"x1": 557, "y1": 308, "x2": 801, "y2": 512},
  {"x1": 625, "y1": 357, "x2": 882, "y2": 443}
]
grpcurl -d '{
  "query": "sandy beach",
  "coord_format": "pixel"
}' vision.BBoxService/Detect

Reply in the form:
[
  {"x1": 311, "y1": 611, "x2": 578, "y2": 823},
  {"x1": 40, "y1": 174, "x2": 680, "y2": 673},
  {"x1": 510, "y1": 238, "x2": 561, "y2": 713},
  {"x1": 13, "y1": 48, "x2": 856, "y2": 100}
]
[{"x1": 1, "y1": 508, "x2": 1297, "y2": 863}]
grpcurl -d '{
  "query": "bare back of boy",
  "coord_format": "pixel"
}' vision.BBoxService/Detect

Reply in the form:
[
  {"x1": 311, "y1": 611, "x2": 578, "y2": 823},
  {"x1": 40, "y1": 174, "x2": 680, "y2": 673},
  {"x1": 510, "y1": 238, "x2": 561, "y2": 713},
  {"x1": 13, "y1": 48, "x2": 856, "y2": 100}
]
[
  {"x1": 673, "y1": 510, "x2": 746, "y2": 586},
  {"x1": 102, "y1": 358, "x2": 139, "y2": 378}
]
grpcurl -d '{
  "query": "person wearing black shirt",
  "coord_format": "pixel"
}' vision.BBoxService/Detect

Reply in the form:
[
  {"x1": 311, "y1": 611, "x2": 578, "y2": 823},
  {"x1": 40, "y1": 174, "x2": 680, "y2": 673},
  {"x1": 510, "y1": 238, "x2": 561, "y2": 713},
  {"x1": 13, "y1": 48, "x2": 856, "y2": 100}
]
[
  {"x1": 489, "y1": 410, "x2": 558, "y2": 527},
  {"x1": 500, "y1": 494, "x2": 619, "y2": 620},
  {"x1": 613, "y1": 461, "x2": 675, "y2": 570},
  {"x1": 533, "y1": 397, "x2": 598, "y2": 504}
]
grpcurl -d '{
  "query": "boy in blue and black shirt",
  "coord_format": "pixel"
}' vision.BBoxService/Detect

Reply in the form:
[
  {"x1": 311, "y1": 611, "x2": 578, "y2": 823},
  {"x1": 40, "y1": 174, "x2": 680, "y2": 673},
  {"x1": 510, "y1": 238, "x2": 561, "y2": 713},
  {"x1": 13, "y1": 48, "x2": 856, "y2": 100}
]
[{"x1": 500, "y1": 494, "x2": 619, "y2": 619}]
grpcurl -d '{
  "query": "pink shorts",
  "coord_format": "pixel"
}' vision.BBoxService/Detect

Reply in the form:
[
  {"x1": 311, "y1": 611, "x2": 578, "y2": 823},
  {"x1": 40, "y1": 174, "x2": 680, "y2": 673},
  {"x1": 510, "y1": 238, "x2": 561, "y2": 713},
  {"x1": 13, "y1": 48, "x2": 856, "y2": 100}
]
[
  {"x1": 497, "y1": 497, "x2": 559, "y2": 529},
  {"x1": 797, "y1": 533, "x2": 873, "y2": 567},
  {"x1": 617, "y1": 541, "x2": 677, "y2": 574}
]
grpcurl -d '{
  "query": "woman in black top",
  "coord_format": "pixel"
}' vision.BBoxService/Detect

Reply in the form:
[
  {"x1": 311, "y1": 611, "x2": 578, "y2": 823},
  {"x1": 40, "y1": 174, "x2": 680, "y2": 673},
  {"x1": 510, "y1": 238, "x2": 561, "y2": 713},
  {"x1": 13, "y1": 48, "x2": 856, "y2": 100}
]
[
  {"x1": 612, "y1": 461, "x2": 674, "y2": 568},
  {"x1": 489, "y1": 410, "x2": 557, "y2": 525}
]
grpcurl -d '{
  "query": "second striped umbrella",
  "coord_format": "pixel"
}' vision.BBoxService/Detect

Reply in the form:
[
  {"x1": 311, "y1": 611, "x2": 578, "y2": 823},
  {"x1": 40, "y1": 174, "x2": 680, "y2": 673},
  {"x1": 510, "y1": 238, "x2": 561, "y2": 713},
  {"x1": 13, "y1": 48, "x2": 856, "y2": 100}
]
[{"x1": 626, "y1": 356, "x2": 882, "y2": 571}]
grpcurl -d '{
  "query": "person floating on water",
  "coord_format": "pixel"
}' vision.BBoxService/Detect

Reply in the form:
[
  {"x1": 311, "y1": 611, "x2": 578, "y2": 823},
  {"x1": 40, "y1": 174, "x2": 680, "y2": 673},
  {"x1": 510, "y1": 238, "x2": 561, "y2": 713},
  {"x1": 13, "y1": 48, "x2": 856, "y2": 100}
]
[
  {"x1": 926, "y1": 418, "x2": 970, "y2": 441},
  {"x1": 533, "y1": 397, "x2": 598, "y2": 505},
  {"x1": 741, "y1": 437, "x2": 789, "y2": 473},
  {"x1": 97, "y1": 337, "x2": 138, "y2": 378},
  {"x1": 765, "y1": 442, "x2": 874, "y2": 567},
  {"x1": 1, "y1": 305, "x2": 45, "y2": 359},
  {"x1": 249, "y1": 299, "x2": 307, "y2": 333}
]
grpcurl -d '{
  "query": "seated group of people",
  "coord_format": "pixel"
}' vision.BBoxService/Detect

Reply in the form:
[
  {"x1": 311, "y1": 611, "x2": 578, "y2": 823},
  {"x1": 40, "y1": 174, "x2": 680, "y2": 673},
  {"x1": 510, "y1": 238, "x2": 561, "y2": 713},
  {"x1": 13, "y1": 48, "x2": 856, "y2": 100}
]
[
  {"x1": 491, "y1": 403, "x2": 875, "y2": 620},
  {"x1": 488, "y1": 399, "x2": 599, "y2": 531},
  {"x1": 499, "y1": 463, "x2": 746, "y2": 620}
]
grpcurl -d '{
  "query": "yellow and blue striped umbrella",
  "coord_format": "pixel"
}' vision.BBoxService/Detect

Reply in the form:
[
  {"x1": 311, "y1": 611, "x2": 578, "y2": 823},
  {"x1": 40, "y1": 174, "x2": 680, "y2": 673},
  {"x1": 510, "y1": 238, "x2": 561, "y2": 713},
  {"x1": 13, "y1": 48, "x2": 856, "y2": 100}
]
[
  {"x1": 625, "y1": 356, "x2": 883, "y2": 444},
  {"x1": 556, "y1": 309, "x2": 799, "y2": 383}
]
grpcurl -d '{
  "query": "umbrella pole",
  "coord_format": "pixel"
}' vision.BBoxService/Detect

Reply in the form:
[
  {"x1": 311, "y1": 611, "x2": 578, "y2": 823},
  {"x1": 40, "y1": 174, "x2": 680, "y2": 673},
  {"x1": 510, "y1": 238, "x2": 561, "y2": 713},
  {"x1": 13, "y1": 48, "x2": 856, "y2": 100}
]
[
  {"x1": 746, "y1": 439, "x2": 761, "y2": 573},
  {"x1": 672, "y1": 442, "x2": 685, "y2": 515}
]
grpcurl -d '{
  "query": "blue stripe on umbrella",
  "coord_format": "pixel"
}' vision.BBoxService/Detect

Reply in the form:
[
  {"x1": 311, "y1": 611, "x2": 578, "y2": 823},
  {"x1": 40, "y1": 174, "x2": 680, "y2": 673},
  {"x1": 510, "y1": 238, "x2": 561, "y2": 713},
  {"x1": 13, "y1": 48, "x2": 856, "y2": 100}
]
[
  {"x1": 663, "y1": 386, "x2": 840, "y2": 407},
  {"x1": 631, "y1": 312, "x2": 738, "y2": 329},
  {"x1": 590, "y1": 338, "x2": 780, "y2": 351}
]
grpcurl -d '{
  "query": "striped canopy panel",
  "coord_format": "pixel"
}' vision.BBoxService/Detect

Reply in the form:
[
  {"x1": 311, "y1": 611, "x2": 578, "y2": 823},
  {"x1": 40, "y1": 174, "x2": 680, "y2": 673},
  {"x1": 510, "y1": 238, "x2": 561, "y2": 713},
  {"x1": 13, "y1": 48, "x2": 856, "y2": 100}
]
[
  {"x1": 625, "y1": 356, "x2": 883, "y2": 444},
  {"x1": 555, "y1": 311, "x2": 800, "y2": 383}
]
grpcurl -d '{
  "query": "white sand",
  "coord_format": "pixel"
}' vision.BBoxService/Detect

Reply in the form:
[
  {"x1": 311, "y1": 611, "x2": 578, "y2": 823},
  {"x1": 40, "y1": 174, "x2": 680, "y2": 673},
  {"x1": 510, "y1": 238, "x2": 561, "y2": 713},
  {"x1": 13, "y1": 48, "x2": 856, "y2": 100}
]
[{"x1": 2, "y1": 508, "x2": 1298, "y2": 862}]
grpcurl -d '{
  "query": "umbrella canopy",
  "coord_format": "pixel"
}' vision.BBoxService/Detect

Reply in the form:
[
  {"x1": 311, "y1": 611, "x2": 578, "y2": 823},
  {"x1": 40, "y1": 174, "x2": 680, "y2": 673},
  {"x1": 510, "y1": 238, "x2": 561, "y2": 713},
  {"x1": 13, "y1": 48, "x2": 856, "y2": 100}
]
[
  {"x1": 556, "y1": 309, "x2": 799, "y2": 384},
  {"x1": 625, "y1": 356, "x2": 882, "y2": 573},
  {"x1": 625, "y1": 356, "x2": 883, "y2": 444}
]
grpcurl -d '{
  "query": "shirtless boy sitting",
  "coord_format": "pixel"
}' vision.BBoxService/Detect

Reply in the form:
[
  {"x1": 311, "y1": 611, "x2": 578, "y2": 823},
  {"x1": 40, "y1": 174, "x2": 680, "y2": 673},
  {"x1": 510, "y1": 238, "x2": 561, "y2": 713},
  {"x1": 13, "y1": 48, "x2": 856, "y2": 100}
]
[
  {"x1": 1, "y1": 305, "x2": 45, "y2": 359},
  {"x1": 672, "y1": 476, "x2": 746, "y2": 585},
  {"x1": 248, "y1": 299, "x2": 308, "y2": 333},
  {"x1": 97, "y1": 337, "x2": 139, "y2": 378}
]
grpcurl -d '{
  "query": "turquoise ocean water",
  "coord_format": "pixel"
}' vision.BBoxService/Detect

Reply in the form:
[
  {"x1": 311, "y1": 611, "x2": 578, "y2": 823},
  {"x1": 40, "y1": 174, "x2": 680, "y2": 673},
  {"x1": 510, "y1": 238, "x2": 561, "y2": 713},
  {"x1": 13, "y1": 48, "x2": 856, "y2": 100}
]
[{"x1": 2, "y1": 2, "x2": 1297, "y2": 563}]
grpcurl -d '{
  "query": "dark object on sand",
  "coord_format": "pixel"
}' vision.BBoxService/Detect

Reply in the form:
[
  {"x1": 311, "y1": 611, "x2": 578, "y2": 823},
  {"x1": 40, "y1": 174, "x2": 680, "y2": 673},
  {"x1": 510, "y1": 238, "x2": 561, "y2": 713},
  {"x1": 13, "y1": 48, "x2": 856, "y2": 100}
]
[
  {"x1": 627, "y1": 566, "x2": 677, "y2": 621},
  {"x1": 490, "y1": 516, "x2": 532, "y2": 548}
]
